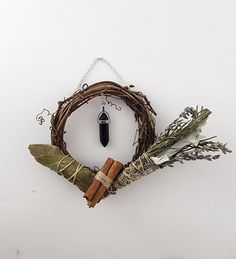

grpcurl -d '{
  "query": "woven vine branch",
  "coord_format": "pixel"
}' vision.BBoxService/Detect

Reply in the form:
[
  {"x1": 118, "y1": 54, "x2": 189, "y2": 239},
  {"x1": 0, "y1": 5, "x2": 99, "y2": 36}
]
[{"x1": 50, "y1": 81, "x2": 157, "y2": 161}]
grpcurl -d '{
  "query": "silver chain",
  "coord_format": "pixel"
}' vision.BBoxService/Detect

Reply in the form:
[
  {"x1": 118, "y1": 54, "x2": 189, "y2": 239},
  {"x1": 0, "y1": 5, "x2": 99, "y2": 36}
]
[{"x1": 77, "y1": 57, "x2": 127, "y2": 90}]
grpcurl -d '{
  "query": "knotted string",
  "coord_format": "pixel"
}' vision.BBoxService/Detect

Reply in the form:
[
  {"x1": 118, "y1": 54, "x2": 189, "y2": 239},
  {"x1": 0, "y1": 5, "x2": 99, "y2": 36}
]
[
  {"x1": 95, "y1": 171, "x2": 113, "y2": 189},
  {"x1": 56, "y1": 155, "x2": 84, "y2": 183},
  {"x1": 68, "y1": 164, "x2": 84, "y2": 183}
]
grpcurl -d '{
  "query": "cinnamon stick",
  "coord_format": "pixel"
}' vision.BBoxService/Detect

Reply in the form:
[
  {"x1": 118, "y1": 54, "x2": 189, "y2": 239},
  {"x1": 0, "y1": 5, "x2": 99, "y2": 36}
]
[
  {"x1": 83, "y1": 157, "x2": 114, "y2": 201},
  {"x1": 88, "y1": 160, "x2": 123, "y2": 207}
]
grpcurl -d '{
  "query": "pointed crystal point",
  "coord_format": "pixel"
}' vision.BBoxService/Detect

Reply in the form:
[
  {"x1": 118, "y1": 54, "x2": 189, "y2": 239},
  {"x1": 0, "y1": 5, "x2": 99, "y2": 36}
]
[
  {"x1": 99, "y1": 122, "x2": 109, "y2": 147},
  {"x1": 98, "y1": 108, "x2": 110, "y2": 147}
]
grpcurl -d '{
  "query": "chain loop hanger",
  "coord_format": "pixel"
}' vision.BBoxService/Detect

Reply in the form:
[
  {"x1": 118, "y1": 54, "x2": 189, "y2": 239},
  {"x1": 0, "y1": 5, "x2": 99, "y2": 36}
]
[{"x1": 77, "y1": 57, "x2": 128, "y2": 90}]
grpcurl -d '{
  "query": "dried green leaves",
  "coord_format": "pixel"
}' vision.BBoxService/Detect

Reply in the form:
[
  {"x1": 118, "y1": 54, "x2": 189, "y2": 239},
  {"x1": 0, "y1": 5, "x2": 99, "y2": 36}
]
[{"x1": 28, "y1": 144, "x2": 95, "y2": 192}]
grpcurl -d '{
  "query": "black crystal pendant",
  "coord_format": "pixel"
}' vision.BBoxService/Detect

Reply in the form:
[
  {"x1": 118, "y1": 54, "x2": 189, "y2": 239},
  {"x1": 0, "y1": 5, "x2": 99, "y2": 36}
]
[{"x1": 97, "y1": 106, "x2": 110, "y2": 147}]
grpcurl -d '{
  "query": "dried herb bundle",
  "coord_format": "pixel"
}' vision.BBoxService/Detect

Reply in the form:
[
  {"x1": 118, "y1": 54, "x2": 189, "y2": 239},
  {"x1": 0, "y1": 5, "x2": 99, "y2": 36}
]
[
  {"x1": 29, "y1": 144, "x2": 95, "y2": 192},
  {"x1": 108, "y1": 106, "x2": 231, "y2": 193}
]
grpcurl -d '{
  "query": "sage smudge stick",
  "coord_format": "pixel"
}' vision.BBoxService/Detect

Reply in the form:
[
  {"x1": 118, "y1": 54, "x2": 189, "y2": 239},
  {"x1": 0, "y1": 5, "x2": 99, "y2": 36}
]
[{"x1": 108, "y1": 106, "x2": 231, "y2": 194}]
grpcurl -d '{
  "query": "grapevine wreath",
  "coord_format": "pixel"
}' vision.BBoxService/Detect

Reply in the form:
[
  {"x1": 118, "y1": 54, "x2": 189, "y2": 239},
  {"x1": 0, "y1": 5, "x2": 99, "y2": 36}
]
[{"x1": 29, "y1": 58, "x2": 231, "y2": 208}]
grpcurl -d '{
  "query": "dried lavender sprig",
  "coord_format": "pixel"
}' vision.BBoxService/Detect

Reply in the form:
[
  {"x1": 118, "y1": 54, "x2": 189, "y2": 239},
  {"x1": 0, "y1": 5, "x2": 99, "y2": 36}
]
[
  {"x1": 166, "y1": 139, "x2": 232, "y2": 165},
  {"x1": 146, "y1": 107, "x2": 211, "y2": 157}
]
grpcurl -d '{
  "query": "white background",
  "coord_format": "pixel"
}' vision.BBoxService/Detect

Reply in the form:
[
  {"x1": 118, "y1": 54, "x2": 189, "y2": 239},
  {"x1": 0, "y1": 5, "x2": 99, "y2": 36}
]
[{"x1": 0, "y1": 0, "x2": 235, "y2": 259}]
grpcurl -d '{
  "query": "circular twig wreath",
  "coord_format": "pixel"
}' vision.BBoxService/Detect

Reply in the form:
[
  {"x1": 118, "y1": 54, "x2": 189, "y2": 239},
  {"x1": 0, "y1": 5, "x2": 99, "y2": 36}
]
[{"x1": 50, "y1": 81, "x2": 157, "y2": 161}]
